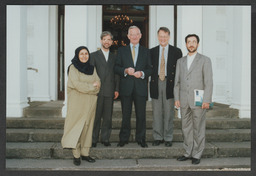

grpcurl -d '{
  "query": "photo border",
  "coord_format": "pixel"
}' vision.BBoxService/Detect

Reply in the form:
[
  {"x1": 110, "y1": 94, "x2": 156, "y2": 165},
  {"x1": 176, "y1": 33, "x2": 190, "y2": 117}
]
[{"x1": 1, "y1": 0, "x2": 255, "y2": 176}]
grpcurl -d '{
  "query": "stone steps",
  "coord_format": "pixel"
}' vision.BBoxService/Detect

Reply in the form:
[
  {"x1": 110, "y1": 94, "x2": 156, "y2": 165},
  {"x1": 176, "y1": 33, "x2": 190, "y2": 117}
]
[
  {"x1": 21, "y1": 101, "x2": 239, "y2": 119},
  {"x1": 6, "y1": 101, "x2": 250, "y2": 170},
  {"x1": 6, "y1": 128, "x2": 251, "y2": 143},
  {"x1": 6, "y1": 117, "x2": 250, "y2": 129},
  {"x1": 6, "y1": 142, "x2": 251, "y2": 159}
]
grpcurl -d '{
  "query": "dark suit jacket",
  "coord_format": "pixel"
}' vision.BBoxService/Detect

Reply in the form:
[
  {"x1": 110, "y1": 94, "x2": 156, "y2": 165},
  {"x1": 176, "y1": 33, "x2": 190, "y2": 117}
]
[
  {"x1": 150, "y1": 44, "x2": 182, "y2": 99},
  {"x1": 90, "y1": 49, "x2": 119, "y2": 97},
  {"x1": 114, "y1": 45, "x2": 152, "y2": 97}
]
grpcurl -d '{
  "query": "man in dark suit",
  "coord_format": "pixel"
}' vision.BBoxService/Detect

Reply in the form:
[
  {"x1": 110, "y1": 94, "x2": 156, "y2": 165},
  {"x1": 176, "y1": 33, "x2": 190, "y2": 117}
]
[
  {"x1": 114, "y1": 26, "x2": 152, "y2": 148},
  {"x1": 90, "y1": 31, "x2": 119, "y2": 147},
  {"x1": 150, "y1": 27, "x2": 182, "y2": 147}
]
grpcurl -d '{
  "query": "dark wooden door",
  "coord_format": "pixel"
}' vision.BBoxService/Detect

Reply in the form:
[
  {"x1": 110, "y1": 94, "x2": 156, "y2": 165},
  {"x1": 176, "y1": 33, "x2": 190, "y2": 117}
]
[{"x1": 58, "y1": 5, "x2": 65, "y2": 100}]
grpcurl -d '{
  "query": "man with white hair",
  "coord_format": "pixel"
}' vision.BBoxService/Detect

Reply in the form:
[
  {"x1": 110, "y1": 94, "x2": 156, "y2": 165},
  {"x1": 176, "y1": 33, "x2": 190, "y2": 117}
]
[{"x1": 115, "y1": 26, "x2": 152, "y2": 148}]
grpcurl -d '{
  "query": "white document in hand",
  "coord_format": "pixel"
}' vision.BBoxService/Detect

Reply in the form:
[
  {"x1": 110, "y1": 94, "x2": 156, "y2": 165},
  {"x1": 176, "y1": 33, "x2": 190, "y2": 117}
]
[{"x1": 194, "y1": 89, "x2": 213, "y2": 107}]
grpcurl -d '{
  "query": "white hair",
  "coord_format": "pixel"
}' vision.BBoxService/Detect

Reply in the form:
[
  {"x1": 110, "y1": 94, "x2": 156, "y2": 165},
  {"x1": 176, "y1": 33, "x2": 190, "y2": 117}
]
[{"x1": 128, "y1": 25, "x2": 141, "y2": 34}]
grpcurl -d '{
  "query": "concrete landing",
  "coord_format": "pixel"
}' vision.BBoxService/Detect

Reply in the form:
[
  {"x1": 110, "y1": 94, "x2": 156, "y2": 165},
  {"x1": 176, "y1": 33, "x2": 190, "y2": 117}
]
[{"x1": 6, "y1": 157, "x2": 250, "y2": 171}]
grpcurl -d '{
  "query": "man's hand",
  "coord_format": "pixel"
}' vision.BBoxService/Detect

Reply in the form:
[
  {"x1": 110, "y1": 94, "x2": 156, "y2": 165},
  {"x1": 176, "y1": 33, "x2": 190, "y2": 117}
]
[
  {"x1": 125, "y1": 67, "x2": 135, "y2": 75},
  {"x1": 114, "y1": 91, "x2": 119, "y2": 99},
  {"x1": 175, "y1": 100, "x2": 180, "y2": 109},
  {"x1": 202, "y1": 103, "x2": 210, "y2": 109},
  {"x1": 133, "y1": 71, "x2": 142, "y2": 78}
]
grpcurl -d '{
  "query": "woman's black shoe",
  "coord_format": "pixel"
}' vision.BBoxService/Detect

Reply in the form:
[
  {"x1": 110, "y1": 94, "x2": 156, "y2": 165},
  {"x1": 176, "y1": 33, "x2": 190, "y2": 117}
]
[
  {"x1": 73, "y1": 157, "x2": 81, "y2": 166},
  {"x1": 81, "y1": 156, "x2": 96, "y2": 163}
]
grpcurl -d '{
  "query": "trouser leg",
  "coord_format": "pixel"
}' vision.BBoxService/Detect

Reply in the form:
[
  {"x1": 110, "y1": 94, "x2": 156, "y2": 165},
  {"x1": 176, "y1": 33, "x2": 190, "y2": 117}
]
[
  {"x1": 134, "y1": 94, "x2": 147, "y2": 141},
  {"x1": 180, "y1": 106, "x2": 193, "y2": 157},
  {"x1": 152, "y1": 97, "x2": 163, "y2": 140},
  {"x1": 100, "y1": 97, "x2": 113, "y2": 142},
  {"x1": 152, "y1": 79, "x2": 164, "y2": 141},
  {"x1": 119, "y1": 96, "x2": 133, "y2": 142},
  {"x1": 72, "y1": 140, "x2": 81, "y2": 158},
  {"x1": 191, "y1": 108, "x2": 206, "y2": 159},
  {"x1": 163, "y1": 97, "x2": 174, "y2": 142},
  {"x1": 92, "y1": 95, "x2": 104, "y2": 143}
]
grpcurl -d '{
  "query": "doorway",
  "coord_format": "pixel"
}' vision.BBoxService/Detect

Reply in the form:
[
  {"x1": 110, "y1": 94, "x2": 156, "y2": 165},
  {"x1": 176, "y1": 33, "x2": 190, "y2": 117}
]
[
  {"x1": 103, "y1": 5, "x2": 149, "y2": 54},
  {"x1": 58, "y1": 5, "x2": 65, "y2": 100}
]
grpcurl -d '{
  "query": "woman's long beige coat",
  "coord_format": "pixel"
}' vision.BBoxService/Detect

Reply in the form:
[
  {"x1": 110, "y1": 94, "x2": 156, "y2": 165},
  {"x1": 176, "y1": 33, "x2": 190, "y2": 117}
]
[{"x1": 61, "y1": 64, "x2": 100, "y2": 149}]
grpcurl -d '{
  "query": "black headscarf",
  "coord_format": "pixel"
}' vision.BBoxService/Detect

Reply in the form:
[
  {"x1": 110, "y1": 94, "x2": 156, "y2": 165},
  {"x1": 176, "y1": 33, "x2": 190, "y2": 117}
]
[{"x1": 68, "y1": 46, "x2": 94, "y2": 75}]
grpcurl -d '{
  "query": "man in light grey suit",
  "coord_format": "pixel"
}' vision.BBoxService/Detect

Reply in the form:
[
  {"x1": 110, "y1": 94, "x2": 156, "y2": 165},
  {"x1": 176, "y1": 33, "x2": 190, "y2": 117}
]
[
  {"x1": 174, "y1": 34, "x2": 213, "y2": 165},
  {"x1": 91, "y1": 31, "x2": 119, "y2": 147}
]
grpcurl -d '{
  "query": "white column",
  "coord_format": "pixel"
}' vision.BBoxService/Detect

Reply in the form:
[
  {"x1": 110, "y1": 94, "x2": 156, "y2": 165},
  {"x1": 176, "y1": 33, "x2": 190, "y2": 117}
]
[
  {"x1": 87, "y1": 6, "x2": 102, "y2": 51},
  {"x1": 6, "y1": 6, "x2": 29, "y2": 117},
  {"x1": 62, "y1": 5, "x2": 102, "y2": 117},
  {"x1": 149, "y1": 6, "x2": 174, "y2": 48},
  {"x1": 177, "y1": 6, "x2": 203, "y2": 55},
  {"x1": 49, "y1": 6, "x2": 58, "y2": 101},
  {"x1": 230, "y1": 6, "x2": 251, "y2": 118}
]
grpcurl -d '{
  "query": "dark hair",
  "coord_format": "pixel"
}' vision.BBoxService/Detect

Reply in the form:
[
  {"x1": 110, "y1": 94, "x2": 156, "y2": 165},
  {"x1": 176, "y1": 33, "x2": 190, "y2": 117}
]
[
  {"x1": 157, "y1": 27, "x2": 170, "y2": 35},
  {"x1": 100, "y1": 31, "x2": 113, "y2": 40},
  {"x1": 185, "y1": 34, "x2": 200, "y2": 43}
]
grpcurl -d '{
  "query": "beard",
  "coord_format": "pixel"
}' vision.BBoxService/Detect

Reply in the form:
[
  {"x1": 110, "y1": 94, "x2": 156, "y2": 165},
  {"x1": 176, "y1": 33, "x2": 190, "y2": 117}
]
[
  {"x1": 187, "y1": 47, "x2": 197, "y2": 53},
  {"x1": 102, "y1": 44, "x2": 111, "y2": 50}
]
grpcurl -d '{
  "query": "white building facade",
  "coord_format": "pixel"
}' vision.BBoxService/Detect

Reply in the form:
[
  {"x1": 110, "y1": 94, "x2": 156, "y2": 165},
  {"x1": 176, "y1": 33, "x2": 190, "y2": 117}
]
[{"x1": 6, "y1": 5, "x2": 251, "y2": 118}]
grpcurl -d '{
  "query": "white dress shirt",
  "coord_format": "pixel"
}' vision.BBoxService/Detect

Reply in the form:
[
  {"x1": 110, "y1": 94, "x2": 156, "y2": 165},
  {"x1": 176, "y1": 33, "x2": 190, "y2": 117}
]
[
  {"x1": 187, "y1": 52, "x2": 197, "y2": 70},
  {"x1": 101, "y1": 49, "x2": 109, "y2": 62}
]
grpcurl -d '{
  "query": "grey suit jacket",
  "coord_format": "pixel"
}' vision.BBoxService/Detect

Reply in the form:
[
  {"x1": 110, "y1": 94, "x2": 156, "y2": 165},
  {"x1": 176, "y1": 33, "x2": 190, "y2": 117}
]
[
  {"x1": 174, "y1": 53, "x2": 213, "y2": 108},
  {"x1": 90, "y1": 49, "x2": 119, "y2": 97}
]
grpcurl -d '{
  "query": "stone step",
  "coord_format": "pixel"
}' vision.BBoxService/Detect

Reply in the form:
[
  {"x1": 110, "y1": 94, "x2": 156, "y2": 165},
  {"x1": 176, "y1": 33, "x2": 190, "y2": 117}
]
[
  {"x1": 6, "y1": 157, "x2": 250, "y2": 171},
  {"x1": 23, "y1": 101, "x2": 63, "y2": 118},
  {"x1": 21, "y1": 101, "x2": 239, "y2": 118},
  {"x1": 6, "y1": 128, "x2": 251, "y2": 143},
  {"x1": 6, "y1": 117, "x2": 250, "y2": 129},
  {"x1": 6, "y1": 142, "x2": 251, "y2": 159},
  {"x1": 112, "y1": 109, "x2": 239, "y2": 119}
]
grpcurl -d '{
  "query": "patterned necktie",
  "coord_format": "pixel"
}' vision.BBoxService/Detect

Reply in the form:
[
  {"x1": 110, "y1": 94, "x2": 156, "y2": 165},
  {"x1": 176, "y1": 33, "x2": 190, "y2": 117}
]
[
  {"x1": 159, "y1": 47, "x2": 165, "y2": 81},
  {"x1": 132, "y1": 45, "x2": 135, "y2": 63}
]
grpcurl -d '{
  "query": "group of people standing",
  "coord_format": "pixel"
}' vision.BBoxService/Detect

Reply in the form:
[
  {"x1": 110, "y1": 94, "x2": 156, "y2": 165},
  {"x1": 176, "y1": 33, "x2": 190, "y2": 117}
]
[{"x1": 61, "y1": 25, "x2": 213, "y2": 166}]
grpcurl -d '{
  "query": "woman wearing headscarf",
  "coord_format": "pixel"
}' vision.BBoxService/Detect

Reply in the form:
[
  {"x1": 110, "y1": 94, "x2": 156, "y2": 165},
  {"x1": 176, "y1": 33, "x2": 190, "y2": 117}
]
[{"x1": 61, "y1": 46, "x2": 101, "y2": 166}]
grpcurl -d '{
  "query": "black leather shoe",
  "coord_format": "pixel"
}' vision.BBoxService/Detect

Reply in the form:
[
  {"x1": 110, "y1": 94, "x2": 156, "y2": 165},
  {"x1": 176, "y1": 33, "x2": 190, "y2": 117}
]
[
  {"x1": 137, "y1": 140, "x2": 148, "y2": 148},
  {"x1": 102, "y1": 141, "x2": 111, "y2": 146},
  {"x1": 165, "y1": 141, "x2": 172, "y2": 147},
  {"x1": 73, "y1": 157, "x2": 81, "y2": 166},
  {"x1": 177, "y1": 156, "x2": 190, "y2": 161},
  {"x1": 117, "y1": 141, "x2": 128, "y2": 147},
  {"x1": 192, "y1": 158, "x2": 200, "y2": 165},
  {"x1": 152, "y1": 140, "x2": 161, "y2": 146},
  {"x1": 92, "y1": 143, "x2": 97, "y2": 147},
  {"x1": 81, "y1": 156, "x2": 95, "y2": 163}
]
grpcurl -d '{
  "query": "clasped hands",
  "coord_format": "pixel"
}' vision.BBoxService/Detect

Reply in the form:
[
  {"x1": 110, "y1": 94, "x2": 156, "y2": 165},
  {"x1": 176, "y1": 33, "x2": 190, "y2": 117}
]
[
  {"x1": 93, "y1": 81, "x2": 100, "y2": 89},
  {"x1": 125, "y1": 67, "x2": 142, "y2": 78}
]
